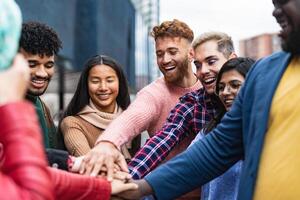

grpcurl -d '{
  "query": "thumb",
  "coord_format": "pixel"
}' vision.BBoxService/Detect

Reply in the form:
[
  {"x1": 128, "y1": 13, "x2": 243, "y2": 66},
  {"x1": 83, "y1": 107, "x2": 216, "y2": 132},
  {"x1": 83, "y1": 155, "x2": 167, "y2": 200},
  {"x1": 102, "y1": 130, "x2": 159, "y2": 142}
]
[
  {"x1": 121, "y1": 182, "x2": 139, "y2": 191},
  {"x1": 117, "y1": 155, "x2": 129, "y2": 173}
]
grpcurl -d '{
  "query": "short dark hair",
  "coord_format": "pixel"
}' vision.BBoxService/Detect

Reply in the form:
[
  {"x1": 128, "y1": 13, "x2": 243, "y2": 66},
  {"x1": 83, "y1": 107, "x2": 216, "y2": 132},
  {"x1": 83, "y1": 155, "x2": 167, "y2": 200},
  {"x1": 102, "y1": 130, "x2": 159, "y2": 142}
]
[
  {"x1": 62, "y1": 55, "x2": 131, "y2": 118},
  {"x1": 19, "y1": 21, "x2": 62, "y2": 56},
  {"x1": 151, "y1": 19, "x2": 194, "y2": 43}
]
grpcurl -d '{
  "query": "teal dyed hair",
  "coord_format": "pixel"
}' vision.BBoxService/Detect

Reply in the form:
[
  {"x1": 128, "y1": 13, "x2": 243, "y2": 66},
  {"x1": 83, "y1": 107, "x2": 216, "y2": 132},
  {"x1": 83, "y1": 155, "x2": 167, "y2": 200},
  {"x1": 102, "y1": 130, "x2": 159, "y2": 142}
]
[{"x1": 0, "y1": 0, "x2": 22, "y2": 70}]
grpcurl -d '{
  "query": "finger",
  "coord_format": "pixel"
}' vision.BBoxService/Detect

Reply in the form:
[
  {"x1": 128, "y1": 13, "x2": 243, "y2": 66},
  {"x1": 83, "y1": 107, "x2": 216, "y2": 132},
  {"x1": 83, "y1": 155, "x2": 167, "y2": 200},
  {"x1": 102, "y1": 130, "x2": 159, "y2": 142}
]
[
  {"x1": 117, "y1": 155, "x2": 129, "y2": 173},
  {"x1": 114, "y1": 171, "x2": 132, "y2": 181},
  {"x1": 84, "y1": 154, "x2": 98, "y2": 176},
  {"x1": 118, "y1": 182, "x2": 139, "y2": 193},
  {"x1": 89, "y1": 156, "x2": 104, "y2": 177},
  {"x1": 114, "y1": 163, "x2": 121, "y2": 171},
  {"x1": 79, "y1": 156, "x2": 91, "y2": 174},
  {"x1": 100, "y1": 171, "x2": 106, "y2": 177},
  {"x1": 105, "y1": 156, "x2": 115, "y2": 181},
  {"x1": 100, "y1": 166, "x2": 108, "y2": 172},
  {"x1": 113, "y1": 171, "x2": 126, "y2": 181}
]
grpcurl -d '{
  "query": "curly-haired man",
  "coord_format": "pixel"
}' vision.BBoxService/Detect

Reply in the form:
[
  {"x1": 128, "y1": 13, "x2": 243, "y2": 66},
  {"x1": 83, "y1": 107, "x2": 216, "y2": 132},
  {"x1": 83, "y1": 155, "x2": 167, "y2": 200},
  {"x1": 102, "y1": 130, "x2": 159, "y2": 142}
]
[{"x1": 19, "y1": 21, "x2": 62, "y2": 149}]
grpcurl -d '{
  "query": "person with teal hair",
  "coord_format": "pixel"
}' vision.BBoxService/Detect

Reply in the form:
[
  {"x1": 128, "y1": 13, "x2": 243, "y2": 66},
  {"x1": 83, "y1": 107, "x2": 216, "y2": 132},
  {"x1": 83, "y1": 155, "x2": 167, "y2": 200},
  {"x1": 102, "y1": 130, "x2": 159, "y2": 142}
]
[{"x1": 0, "y1": 0, "x2": 22, "y2": 70}]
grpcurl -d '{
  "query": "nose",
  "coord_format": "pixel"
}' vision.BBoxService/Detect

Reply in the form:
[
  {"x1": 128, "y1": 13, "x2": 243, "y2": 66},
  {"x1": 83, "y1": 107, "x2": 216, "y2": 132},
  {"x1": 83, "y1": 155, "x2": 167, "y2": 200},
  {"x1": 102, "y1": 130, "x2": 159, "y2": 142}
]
[
  {"x1": 222, "y1": 85, "x2": 232, "y2": 96},
  {"x1": 99, "y1": 81, "x2": 108, "y2": 91},
  {"x1": 35, "y1": 66, "x2": 48, "y2": 78},
  {"x1": 272, "y1": 4, "x2": 282, "y2": 18},
  {"x1": 162, "y1": 53, "x2": 172, "y2": 64},
  {"x1": 200, "y1": 64, "x2": 210, "y2": 75}
]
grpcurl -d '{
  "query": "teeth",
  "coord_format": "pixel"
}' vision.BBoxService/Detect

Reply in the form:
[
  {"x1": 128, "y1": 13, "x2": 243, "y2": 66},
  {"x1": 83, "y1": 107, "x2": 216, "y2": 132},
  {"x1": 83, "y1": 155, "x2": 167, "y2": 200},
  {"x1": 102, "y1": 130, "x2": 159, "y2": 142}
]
[
  {"x1": 96, "y1": 94, "x2": 111, "y2": 100},
  {"x1": 203, "y1": 77, "x2": 216, "y2": 84},
  {"x1": 165, "y1": 66, "x2": 175, "y2": 70},
  {"x1": 224, "y1": 99, "x2": 233, "y2": 104},
  {"x1": 32, "y1": 80, "x2": 46, "y2": 84}
]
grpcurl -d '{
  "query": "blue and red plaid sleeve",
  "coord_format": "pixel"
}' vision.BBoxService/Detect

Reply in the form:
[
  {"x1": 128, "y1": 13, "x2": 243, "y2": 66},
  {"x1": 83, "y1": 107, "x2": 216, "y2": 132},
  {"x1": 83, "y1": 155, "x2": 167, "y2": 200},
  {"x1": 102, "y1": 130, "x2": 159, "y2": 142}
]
[{"x1": 128, "y1": 99, "x2": 199, "y2": 179}]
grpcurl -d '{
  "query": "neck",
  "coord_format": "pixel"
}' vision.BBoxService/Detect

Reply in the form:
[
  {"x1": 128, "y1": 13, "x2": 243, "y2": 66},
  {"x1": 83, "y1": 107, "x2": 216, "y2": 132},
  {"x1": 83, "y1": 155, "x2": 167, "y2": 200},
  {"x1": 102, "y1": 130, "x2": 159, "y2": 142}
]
[
  {"x1": 174, "y1": 68, "x2": 197, "y2": 88},
  {"x1": 25, "y1": 93, "x2": 38, "y2": 103}
]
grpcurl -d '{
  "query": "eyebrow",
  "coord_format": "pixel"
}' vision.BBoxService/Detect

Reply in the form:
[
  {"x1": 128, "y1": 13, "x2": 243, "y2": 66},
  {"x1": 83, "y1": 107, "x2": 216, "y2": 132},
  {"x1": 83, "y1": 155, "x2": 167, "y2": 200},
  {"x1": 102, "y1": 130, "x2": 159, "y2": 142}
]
[
  {"x1": 204, "y1": 55, "x2": 218, "y2": 62},
  {"x1": 28, "y1": 60, "x2": 39, "y2": 63},
  {"x1": 90, "y1": 75, "x2": 116, "y2": 79},
  {"x1": 27, "y1": 60, "x2": 54, "y2": 64},
  {"x1": 156, "y1": 47, "x2": 179, "y2": 53}
]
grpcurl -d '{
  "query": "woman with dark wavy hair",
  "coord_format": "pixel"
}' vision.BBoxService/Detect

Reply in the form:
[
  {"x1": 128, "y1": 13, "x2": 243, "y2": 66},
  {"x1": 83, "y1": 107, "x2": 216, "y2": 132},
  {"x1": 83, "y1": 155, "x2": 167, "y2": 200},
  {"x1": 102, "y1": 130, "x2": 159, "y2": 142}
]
[
  {"x1": 60, "y1": 55, "x2": 139, "y2": 159},
  {"x1": 190, "y1": 57, "x2": 255, "y2": 200}
]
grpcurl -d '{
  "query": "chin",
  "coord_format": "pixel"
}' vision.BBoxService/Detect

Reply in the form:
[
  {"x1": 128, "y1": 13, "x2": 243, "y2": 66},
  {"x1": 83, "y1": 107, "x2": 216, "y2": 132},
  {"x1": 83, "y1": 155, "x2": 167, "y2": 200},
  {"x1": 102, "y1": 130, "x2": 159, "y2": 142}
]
[
  {"x1": 281, "y1": 28, "x2": 300, "y2": 55},
  {"x1": 205, "y1": 87, "x2": 215, "y2": 95},
  {"x1": 28, "y1": 88, "x2": 47, "y2": 96}
]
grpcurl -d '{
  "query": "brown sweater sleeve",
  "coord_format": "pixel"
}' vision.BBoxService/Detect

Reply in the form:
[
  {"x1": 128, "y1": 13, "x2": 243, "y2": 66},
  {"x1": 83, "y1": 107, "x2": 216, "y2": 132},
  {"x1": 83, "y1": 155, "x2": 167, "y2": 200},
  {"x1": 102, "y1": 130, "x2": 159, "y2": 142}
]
[{"x1": 60, "y1": 116, "x2": 91, "y2": 156}]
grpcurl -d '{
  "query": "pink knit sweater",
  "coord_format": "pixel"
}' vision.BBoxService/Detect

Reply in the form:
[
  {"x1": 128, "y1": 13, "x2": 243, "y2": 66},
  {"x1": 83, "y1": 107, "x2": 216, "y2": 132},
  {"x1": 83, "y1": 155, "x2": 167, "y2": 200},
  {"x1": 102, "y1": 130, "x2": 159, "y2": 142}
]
[{"x1": 97, "y1": 77, "x2": 201, "y2": 147}]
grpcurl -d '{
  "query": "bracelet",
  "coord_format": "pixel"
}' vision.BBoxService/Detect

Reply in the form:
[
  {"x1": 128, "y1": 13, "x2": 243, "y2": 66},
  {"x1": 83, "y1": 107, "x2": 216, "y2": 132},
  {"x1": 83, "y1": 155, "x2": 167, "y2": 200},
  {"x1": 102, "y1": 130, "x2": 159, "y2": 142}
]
[
  {"x1": 67, "y1": 156, "x2": 75, "y2": 171},
  {"x1": 97, "y1": 140, "x2": 120, "y2": 150}
]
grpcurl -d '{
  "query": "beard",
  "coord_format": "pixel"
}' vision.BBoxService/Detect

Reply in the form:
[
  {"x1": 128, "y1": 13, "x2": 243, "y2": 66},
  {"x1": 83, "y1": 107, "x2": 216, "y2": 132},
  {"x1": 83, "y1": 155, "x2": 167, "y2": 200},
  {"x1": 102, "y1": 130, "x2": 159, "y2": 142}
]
[
  {"x1": 27, "y1": 87, "x2": 48, "y2": 96},
  {"x1": 281, "y1": 26, "x2": 300, "y2": 55},
  {"x1": 164, "y1": 56, "x2": 189, "y2": 84},
  {"x1": 27, "y1": 77, "x2": 51, "y2": 96}
]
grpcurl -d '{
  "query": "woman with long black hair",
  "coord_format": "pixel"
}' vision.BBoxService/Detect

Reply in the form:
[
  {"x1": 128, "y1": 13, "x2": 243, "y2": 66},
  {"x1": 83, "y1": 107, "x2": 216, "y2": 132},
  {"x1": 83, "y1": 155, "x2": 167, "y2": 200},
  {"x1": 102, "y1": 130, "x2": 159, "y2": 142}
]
[{"x1": 59, "y1": 55, "x2": 140, "y2": 158}]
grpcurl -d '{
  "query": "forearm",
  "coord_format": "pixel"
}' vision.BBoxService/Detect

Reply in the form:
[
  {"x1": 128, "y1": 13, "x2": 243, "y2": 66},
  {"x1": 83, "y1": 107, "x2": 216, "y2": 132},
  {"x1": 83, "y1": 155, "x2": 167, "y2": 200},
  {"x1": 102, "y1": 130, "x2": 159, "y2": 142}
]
[
  {"x1": 0, "y1": 102, "x2": 53, "y2": 200},
  {"x1": 129, "y1": 104, "x2": 194, "y2": 179},
  {"x1": 128, "y1": 132, "x2": 181, "y2": 179},
  {"x1": 97, "y1": 98, "x2": 156, "y2": 147},
  {"x1": 50, "y1": 168, "x2": 111, "y2": 200},
  {"x1": 145, "y1": 130, "x2": 243, "y2": 200}
]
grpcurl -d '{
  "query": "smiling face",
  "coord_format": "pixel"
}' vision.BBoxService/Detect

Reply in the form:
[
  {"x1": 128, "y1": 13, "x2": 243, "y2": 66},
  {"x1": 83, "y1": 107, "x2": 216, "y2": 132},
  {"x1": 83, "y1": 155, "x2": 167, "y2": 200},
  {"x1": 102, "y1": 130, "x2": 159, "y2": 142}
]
[
  {"x1": 272, "y1": 0, "x2": 300, "y2": 54},
  {"x1": 217, "y1": 69, "x2": 245, "y2": 111},
  {"x1": 155, "y1": 36, "x2": 191, "y2": 85},
  {"x1": 194, "y1": 40, "x2": 231, "y2": 94},
  {"x1": 88, "y1": 64, "x2": 119, "y2": 113},
  {"x1": 21, "y1": 50, "x2": 55, "y2": 96}
]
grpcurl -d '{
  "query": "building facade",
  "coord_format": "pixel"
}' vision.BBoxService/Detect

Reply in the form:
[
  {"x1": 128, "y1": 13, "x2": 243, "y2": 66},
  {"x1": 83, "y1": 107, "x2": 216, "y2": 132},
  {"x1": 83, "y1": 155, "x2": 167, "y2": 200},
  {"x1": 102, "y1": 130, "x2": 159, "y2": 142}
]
[{"x1": 239, "y1": 33, "x2": 281, "y2": 60}]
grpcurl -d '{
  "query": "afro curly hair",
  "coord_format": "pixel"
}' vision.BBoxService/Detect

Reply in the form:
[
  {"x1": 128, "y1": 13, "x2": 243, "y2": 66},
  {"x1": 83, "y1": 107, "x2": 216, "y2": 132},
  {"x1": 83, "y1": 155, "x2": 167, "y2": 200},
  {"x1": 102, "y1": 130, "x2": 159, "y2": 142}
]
[{"x1": 19, "y1": 21, "x2": 62, "y2": 56}]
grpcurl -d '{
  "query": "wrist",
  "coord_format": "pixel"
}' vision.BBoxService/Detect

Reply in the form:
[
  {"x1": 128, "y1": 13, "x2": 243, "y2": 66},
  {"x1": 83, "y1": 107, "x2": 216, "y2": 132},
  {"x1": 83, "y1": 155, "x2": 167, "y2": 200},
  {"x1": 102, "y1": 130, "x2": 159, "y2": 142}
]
[
  {"x1": 97, "y1": 140, "x2": 119, "y2": 150},
  {"x1": 69, "y1": 156, "x2": 84, "y2": 172}
]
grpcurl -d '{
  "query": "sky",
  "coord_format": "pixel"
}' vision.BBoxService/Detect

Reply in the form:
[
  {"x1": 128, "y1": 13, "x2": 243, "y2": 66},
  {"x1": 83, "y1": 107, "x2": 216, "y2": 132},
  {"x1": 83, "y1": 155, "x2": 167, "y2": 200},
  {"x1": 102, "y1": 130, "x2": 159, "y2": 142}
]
[{"x1": 160, "y1": 0, "x2": 280, "y2": 53}]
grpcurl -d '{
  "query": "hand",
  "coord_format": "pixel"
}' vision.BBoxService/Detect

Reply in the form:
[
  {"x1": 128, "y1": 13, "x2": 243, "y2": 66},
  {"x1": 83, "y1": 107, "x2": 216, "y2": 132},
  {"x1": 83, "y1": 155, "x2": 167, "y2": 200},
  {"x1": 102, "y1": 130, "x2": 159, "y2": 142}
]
[
  {"x1": 71, "y1": 156, "x2": 122, "y2": 174},
  {"x1": 0, "y1": 53, "x2": 29, "y2": 106},
  {"x1": 79, "y1": 141, "x2": 128, "y2": 180},
  {"x1": 69, "y1": 156, "x2": 84, "y2": 173},
  {"x1": 111, "y1": 178, "x2": 138, "y2": 195},
  {"x1": 116, "y1": 179, "x2": 153, "y2": 200}
]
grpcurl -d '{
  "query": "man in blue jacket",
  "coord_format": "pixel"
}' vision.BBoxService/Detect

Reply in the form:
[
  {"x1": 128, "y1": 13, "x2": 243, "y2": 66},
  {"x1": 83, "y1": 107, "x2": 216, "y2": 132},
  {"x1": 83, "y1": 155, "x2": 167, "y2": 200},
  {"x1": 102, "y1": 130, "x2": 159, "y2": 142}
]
[{"x1": 117, "y1": 0, "x2": 300, "y2": 199}]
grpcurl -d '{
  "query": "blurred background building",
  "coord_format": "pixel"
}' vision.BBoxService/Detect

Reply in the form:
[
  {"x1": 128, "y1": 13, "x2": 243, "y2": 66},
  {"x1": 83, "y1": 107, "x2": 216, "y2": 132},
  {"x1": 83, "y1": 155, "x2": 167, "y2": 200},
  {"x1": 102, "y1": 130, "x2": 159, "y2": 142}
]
[
  {"x1": 239, "y1": 33, "x2": 281, "y2": 60},
  {"x1": 16, "y1": 0, "x2": 160, "y2": 118},
  {"x1": 131, "y1": 0, "x2": 160, "y2": 90}
]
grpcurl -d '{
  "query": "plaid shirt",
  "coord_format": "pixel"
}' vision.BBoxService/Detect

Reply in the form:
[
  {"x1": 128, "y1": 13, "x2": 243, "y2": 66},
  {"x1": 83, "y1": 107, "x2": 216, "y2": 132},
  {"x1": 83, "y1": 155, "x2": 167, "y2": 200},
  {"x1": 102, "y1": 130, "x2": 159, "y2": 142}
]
[{"x1": 129, "y1": 88, "x2": 217, "y2": 179}]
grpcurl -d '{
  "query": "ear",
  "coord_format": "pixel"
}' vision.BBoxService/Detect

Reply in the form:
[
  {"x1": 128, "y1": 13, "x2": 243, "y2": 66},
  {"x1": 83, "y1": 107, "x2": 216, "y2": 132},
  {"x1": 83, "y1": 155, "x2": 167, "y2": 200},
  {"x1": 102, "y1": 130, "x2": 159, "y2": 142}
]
[
  {"x1": 229, "y1": 52, "x2": 238, "y2": 59},
  {"x1": 188, "y1": 47, "x2": 194, "y2": 62}
]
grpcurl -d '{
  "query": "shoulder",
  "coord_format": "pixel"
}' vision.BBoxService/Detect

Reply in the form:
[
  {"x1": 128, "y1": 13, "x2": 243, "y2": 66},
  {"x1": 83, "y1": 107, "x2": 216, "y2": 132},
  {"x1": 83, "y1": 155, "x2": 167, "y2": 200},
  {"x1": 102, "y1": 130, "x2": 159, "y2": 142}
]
[
  {"x1": 179, "y1": 88, "x2": 205, "y2": 104},
  {"x1": 251, "y1": 51, "x2": 290, "y2": 74},
  {"x1": 138, "y1": 77, "x2": 167, "y2": 94},
  {"x1": 134, "y1": 77, "x2": 166, "y2": 102},
  {"x1": 61, "y1": 116, "x2": 82, "y2": 128},
  {"x1": 38, "y1": 97, "x2": 51, "y2": 112}
]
